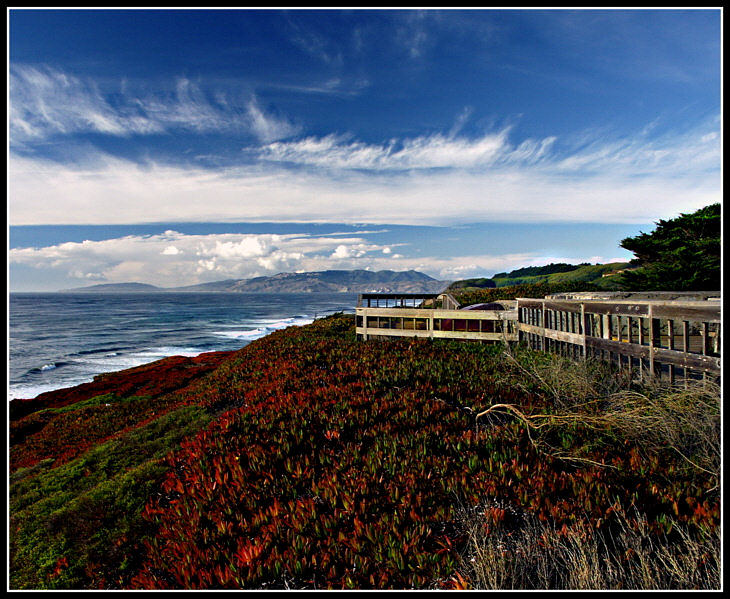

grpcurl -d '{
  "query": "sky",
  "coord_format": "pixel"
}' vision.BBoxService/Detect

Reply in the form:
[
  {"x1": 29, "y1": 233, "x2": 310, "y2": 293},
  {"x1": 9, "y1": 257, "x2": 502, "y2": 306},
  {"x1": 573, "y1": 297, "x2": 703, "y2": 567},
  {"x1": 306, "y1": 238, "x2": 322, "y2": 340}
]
[{"x1": 8, "y1": 8, "x2": 721, "y2": 291}]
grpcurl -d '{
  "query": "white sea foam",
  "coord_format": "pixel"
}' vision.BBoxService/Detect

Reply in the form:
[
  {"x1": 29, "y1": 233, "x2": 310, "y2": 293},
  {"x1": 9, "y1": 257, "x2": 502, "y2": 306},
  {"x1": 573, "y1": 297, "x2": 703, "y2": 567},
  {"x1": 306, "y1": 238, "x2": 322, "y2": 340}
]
[
  {"x1": 9, "y1": 378, "x2": 92, "y2": 401},
  {"x1": 10, "y1": 300, "x2": 348, "y2": 401},
  {"x1": 10, "y1": 346, "x2": 210, "y2": 401},
  {"x1": 212, "y1": 316, "x2": 314, "y2": 341},
  {"x1": 134, "y1": 347, "x2": 204, "y2": 358}
]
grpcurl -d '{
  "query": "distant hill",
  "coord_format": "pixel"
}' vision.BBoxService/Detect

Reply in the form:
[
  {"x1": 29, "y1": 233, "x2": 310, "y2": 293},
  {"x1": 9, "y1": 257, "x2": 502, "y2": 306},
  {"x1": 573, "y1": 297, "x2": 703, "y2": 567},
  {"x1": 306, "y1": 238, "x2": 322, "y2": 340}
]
[
  {"x1": 60, "y1": 282, "x2": 162, "y2": 293},
  {"x1": 492, "y1": 262, "x2": 591, "y2": 279},
  {"x1": 492, "y1": 262, "x2": 630, "y2": 289},
  {"x1": 62, "y1": 270, "x2": 451, "y2": 294},
  {"x1": 448, "y1": 262, "x2": 630, "y2": 292}
]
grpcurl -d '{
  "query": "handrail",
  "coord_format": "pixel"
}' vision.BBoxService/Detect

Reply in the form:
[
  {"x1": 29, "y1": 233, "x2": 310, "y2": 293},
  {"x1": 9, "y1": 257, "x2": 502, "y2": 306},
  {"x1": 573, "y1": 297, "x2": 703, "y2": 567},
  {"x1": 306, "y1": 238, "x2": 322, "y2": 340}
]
[{"x1": 356, "y1": 293, "x2": 720, "y2": 382}]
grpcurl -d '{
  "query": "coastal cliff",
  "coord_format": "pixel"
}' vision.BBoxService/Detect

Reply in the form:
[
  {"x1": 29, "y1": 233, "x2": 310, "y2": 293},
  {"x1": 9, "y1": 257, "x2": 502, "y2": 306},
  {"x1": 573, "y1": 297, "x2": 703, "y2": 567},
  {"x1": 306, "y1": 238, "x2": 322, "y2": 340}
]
[{"x1": 10, "y1": 314, "x2": 719, "y2": 590}]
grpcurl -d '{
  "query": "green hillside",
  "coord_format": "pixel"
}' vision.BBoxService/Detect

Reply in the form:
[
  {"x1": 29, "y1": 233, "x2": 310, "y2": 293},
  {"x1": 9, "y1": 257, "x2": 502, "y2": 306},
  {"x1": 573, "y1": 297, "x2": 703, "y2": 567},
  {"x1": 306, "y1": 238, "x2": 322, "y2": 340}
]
[
  {"x1": 447, "y1": 262, "x2": 630, "y2": 297},
  {"x1": 492, "y1": 262, "x2": 630, "y2": 289}
]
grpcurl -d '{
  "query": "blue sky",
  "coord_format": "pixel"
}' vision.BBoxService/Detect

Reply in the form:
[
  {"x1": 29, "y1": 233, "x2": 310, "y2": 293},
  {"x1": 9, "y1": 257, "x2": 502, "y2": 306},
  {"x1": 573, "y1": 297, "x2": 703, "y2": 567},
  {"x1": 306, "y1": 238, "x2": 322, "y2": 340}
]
[{"x1": 9, "y1": 9, "x2": 721, "y2": 291}]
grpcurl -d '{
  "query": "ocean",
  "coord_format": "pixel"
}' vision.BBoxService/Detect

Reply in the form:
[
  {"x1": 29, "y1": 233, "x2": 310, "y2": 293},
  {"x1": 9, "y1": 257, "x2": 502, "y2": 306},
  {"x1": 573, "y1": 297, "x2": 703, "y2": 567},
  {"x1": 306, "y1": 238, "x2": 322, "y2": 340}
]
[{"x1": 8, "y1": 292, "x2": 358, "y2": 401}]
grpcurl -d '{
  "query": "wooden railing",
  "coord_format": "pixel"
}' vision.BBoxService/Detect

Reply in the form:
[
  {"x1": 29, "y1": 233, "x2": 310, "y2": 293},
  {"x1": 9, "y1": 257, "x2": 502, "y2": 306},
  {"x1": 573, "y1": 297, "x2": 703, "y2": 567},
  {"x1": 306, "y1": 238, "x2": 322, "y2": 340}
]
[
  {"x1": 355, "y1": 292, "x2": 721, "y2": 383},
  {"x1": 516, "y1": 297, "x2": 721, "y2": 382}
]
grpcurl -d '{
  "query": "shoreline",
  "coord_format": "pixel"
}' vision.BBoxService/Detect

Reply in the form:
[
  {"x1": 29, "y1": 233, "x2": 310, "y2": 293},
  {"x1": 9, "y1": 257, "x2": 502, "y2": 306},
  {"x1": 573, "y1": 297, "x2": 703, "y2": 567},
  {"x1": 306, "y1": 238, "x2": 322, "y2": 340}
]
[{"x1": 9, "y1": 307, "x2": 351, "y2": 403}]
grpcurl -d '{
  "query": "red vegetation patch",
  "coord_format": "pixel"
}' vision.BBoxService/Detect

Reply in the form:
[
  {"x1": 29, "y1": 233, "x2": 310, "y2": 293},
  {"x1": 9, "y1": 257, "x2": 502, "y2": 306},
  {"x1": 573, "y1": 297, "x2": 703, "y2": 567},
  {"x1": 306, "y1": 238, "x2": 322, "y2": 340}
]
[
  {"x1": 10, "y1": 351, "x2": 233, "y2": 472},
  {"x1": 128, "y1": 318, "x2": 718, "y2": 589},
  {"x1": 10, "y1": 316, "x2": 718, "y2": 589},
  {"x1": 11, "y1": 351, "x2": 233, "y2": 421}
]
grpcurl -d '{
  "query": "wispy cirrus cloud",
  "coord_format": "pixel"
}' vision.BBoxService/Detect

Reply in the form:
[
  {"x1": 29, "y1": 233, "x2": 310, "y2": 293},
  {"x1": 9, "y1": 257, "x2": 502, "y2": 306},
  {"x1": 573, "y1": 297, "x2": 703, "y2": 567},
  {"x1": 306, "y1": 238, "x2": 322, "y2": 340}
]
[
  {"x1": 285, "y1": 16, "x2": 344, "y2": 66},
  {"x1": 246, "y1": 97, "x2": 301, "y2": 143},
  {"x1": 8, "y1": 60, "x2": 720, "y2": 228},
  {"x1": 10, "y1": 65, "x2": 161, "y2": 140},
  {"x1": 259, "y1": 116, "x2": 718, "y2": 175},
  {"x1": 552, "y1": 121, "x2": 720, "y2": 176},
  {"x1": 258, "y1": 77, "x2": 371, "y2": 97},
  {"x1": 10, "y1": 65, "x2": 299, "y2": 144},
  {"x1": 259, "y1": 129, "x2": 556, "y2": 170}
]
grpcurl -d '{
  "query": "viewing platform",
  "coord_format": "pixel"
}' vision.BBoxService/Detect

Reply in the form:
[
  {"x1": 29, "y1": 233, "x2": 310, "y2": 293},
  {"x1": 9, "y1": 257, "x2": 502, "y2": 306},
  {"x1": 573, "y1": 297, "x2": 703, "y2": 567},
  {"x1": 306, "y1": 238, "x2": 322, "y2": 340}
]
[
  {"x1": 356, "y1": 291, "x2": 721, "y2": 382},
  {"x1": 356, "y1": 293, "x2": 518, "y2": 343}
]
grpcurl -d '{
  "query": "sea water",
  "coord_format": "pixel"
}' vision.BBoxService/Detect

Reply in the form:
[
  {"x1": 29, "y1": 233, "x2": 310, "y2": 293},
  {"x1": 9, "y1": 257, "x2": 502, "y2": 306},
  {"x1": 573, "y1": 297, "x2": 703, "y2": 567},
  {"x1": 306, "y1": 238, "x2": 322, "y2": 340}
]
[{"x1": 9, "y1": 292, "x2": 357, "y2": 401}]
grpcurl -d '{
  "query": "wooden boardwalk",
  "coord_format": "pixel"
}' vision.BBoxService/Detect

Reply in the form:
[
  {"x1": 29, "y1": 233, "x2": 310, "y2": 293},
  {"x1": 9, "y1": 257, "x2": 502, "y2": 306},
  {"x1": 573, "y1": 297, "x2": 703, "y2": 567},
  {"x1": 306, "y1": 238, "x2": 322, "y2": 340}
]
[
  {"x1": 356, "y1": 293, "x2": 518, "y2": 343},
  {"x1": 356, "y1": 292, "x2": 721, "y2": 382},
  {"x1": 517, "y1": 296, "x2": 720, "y2": 382}
]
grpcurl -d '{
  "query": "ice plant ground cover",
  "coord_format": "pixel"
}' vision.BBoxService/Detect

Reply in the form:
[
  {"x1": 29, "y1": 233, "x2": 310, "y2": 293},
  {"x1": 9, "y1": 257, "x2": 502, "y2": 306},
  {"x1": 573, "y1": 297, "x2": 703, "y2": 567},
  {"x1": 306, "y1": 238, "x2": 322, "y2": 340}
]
[{"x1": 10, "y1": 314, "x2": 719, "y2": 589}]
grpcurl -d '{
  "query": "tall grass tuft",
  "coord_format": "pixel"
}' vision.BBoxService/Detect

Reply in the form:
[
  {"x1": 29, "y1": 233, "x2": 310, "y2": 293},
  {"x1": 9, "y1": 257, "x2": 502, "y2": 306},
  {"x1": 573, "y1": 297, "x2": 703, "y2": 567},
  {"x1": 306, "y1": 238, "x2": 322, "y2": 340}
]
[
  {"x1": 456, "y1": 504, "x2": 720, "y2": 590},
  {"x1": 484, "y1": 345, "x2": 720, "y2": 478}
]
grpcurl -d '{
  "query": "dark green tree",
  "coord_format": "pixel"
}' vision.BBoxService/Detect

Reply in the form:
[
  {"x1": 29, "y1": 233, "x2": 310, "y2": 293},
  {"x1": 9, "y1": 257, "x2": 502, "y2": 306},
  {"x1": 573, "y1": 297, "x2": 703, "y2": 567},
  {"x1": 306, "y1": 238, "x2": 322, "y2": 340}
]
[{"x1": 619, "y1": 203, "x2": 721, "y2": 291}]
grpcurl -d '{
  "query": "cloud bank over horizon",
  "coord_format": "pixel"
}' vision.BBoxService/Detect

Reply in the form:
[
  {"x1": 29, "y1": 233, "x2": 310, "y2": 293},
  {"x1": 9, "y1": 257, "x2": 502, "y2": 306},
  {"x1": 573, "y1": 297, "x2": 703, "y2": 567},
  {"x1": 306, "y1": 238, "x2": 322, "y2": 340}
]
[{"x1": 9, "y1": 229, "x2": 628, "y2": 289}]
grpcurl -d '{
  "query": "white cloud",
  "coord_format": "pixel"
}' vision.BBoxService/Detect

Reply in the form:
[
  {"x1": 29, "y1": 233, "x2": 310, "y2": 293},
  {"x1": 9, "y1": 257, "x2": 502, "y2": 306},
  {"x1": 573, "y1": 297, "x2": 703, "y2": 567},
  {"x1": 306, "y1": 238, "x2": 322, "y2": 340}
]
[
  {"x1": 9, "y1": 228, "x2": 632, "y2": 290},
  {"x1": 10, "y1": 65, "x2": 161, "y2": 141},
  {"x1": 9, "y1": 65, "x2": 298, "y2": 143},
  {"x1": 246, "y1": 98, "x2": 301, "y2": 143},
  {"x1": 9, "y1": 231, "x2": 389, "y2": 288},
  {"x1": 9, "y1": 132, "x2": 719, "y2": 228},
  {"x1": 259, "y1": 129, "x2": 539, "y2": 170},
  {"x1": 259, "y1": 118, "x2": 717, "y2": 176},
  {"x1": 7, "y1": 66, "x2": 720, "y2": 230}
]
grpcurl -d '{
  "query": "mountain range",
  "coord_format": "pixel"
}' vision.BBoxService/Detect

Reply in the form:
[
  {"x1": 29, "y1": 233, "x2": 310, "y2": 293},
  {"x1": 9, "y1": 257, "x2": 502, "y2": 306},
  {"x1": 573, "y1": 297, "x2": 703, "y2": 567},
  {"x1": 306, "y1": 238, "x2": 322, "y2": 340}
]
[{"x1": 61, "y1": 270, "x2": 451, "y2": 294}]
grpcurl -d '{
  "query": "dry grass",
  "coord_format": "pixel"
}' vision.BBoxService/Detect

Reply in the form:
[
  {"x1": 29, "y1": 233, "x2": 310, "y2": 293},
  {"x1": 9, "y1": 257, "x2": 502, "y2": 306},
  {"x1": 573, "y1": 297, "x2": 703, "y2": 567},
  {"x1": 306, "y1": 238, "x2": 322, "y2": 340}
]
[
  {"x1": 481, "y1": 346, "x2": 721, "y2": 478},
  {"x1": 459, "y1": 346, "x2": 722, "y2": 590},
  {"x1": 602, "y1": 382, "x2": 720, "y2": 477},
  {"x1": 455, "y1": 503, "x2": 721, "y2": 590}
]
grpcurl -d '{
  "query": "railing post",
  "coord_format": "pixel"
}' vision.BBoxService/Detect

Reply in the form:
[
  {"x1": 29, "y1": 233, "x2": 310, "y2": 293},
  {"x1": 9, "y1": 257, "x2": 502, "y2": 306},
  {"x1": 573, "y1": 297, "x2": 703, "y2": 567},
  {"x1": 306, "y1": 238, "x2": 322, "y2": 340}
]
[
  {"x1": 649, "y1": 306, "x2": 660, "y2": 378},
  {"x1": 541, "y1": 300, "x2": 546, "y2": 351},
  {"x1": 667, "y1": 319, "x2": 675, "y2": 384}
]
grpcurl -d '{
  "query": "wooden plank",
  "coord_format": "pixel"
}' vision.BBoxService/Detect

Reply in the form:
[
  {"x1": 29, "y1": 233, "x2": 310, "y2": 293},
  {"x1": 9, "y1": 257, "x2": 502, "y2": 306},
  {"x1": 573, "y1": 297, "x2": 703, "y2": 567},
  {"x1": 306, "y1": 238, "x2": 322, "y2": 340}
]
[
  {"x1": 357, "y1": 307, "x2": 508, "y2": 320},
  {"x1": 649, "y1": 306, "x2": 658, "y2": 375},
  {"x1": 627, "y1": 316, "x2": 633, "y2": 344},
  {"x1": 585, "y1": 336, "x2": 651, "y2": 358},
  {"x1": 617, "y1": 315, "x2": 623, "y2": 343},
  {"x1": 652, "y1": 347, "x2": 721, "y2": 373},
  {"x1": 516, "y1": 298, "x2": 544, "y2": 308},
  {"x1": 581, "y1": 302, "x2": 650, "y2": 317},
  {"x1": 355, "y1": 326, "x2": 518, "y2": 342},
  {"x1": 651, "y1": 304, "x2": 720, "y2": 322},
  {"x1": 543, "y1": 300, "x2": 582, "y2": 313},
  {"x1": 519, "y1": 323, "x2": 584, "y2": 345},
  {"x1": 638, "y1": 317, "x2": 645, "y2": 346},
  {"x1": 583, "y1": 337, "x2": 720, "y2": 374},
  {"x1": 432, "y1": 330, "x2": 517, "y2": 341}
]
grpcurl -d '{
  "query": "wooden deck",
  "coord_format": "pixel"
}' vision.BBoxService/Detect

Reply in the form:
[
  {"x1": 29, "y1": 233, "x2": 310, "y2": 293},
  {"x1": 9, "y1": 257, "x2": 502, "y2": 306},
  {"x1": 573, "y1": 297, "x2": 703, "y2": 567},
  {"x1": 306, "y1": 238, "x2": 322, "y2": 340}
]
[
  {"x1": 356, "y1": 293, "x2": 518, "y2": 343},
  {"x1": 356, "y1": 292, "x2": 721, "y2": 382}
]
